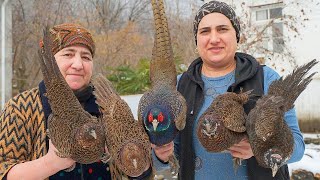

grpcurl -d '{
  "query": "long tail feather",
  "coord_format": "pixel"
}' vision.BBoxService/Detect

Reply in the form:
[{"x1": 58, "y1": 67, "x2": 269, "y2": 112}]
[
  {"x1": 150, "y1": 0, "x2": 177, "y2": 87},
  {"x1": 38, "y1": 27, "x2": 83, "y2": 115},
  {"x1": 268, "y1": 59, "x2": 318, "y2": 111},
  {"x1": 39, "y1": 27, "x2": 65, "y2": 84}
]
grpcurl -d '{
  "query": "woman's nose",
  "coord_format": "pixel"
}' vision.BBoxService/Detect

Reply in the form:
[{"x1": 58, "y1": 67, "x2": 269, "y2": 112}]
[
  {"x1": 209, "y1": 31, "x2": 221, "y2": 44},
  {"x1": 71, "y1": 54, "x2": 83, "y2": 70}
]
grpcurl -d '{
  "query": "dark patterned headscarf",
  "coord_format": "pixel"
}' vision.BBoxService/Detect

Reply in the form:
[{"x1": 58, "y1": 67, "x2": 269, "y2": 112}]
[
  {"x1": 39, "y1": 23, "x2": 96, "y2": 57},
  {"x1": 193, "y1": 1, "x2": 240, "y2": 44}
]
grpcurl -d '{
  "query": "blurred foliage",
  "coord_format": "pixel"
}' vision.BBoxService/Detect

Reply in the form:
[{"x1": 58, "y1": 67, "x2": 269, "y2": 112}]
[{"x1": 107, "y1": 57, "x2": 187, "y2": 95}]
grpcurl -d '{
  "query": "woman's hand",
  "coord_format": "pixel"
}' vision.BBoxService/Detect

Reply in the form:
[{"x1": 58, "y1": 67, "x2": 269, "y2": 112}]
[
  {"x1": 44, "y1": 140, "x2": 76, "y2": 172},
  {"x1": 228, "y1": 138, "x2": 253, "y2": 160},
  {"x1": 151, "y1": 141, "x2": 174, "y2": 163}
]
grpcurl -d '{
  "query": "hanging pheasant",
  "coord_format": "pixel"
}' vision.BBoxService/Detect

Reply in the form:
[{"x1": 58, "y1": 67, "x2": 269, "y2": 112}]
[
  {"x1": 246, "y1": 59, "x2": 318, "y2": 177},
  {"x1": 38, "y1": 28, "x2": 105, "y2": 166},
  {"x1": 92, "y1": 74, "x2": 151, "y2": 178},
  {"x1": 196, "y1": 90, "x2": 252, "y2": 169},
  {"x1": 138, "y1": 0, "x2": 187, "y2": 175}
]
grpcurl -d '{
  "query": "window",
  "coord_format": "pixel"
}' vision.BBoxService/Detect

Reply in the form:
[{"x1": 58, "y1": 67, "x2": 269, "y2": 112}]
[
  {"x1": 270, "y1": 7, "x2": 282, "y2": 19},
  {"x1": 256, "y1": 10, "x2": 268, "y2": 21},
  {"x1": 251, "y1": 3, "x2": 284, "y2": 53},
  {"x1": 255, "y1": 6, "x2": 283, "y2": 21},
  {"x1": 272, "y1": 22, "x2": 284, "y2": 53}
]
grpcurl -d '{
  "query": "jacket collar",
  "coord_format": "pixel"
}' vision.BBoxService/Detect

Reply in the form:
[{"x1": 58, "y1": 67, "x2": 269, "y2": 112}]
[{"x1": 185, "y1": 52, "x2": 259, "y2": 91}]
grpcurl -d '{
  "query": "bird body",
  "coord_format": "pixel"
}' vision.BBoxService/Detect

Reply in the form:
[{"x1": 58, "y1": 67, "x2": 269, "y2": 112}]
[
  {"x1": 138, "y1": 0, "x2": 187, "y2": 147},
  {"x1": 197, "y1": 91, "x2": 250, "y2": 152},
  {"x1": 38, "y1": 28, "x2": 105, "y2": 164},
  {"x1": 140, "y1": 87, "x2": 184, "y2": 146},
  {"x1": 138, "y1": 0, "x2": 187, "y2": 175},
  {"x1": 246, "y1": 59, "x2": 318, "y2": 177},
  {"x1": 93, "y1": 74, "x2": 151, "y2": 178}
]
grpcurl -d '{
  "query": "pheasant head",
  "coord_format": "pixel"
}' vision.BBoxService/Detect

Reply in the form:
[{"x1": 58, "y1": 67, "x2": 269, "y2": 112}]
[
  {"x1": 263, "y1": 148, "x2": 290, "y2": 177},
  {"x1": 144, "y1": 106, "x2": 171, "y2": 132}
]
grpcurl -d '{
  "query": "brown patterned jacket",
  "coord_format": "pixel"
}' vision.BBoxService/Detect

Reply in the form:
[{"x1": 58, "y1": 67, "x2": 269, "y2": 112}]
[{"x1": 0, "y1": 88, "x2": 47, "y2": 179}]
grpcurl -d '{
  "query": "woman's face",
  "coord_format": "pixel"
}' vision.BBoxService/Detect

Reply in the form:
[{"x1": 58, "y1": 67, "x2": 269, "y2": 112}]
[
  {"x1": 54, "y1": 45, "x2": 93, "y2": 91},
  {"x1": 196, "y1": 13, "x2": 237, "y2": 67}
]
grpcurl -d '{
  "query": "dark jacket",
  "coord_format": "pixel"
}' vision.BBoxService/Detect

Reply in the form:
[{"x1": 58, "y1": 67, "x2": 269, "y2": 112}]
[{"x1": 177, "y1": 52, "x2": 289, "y2": 180}]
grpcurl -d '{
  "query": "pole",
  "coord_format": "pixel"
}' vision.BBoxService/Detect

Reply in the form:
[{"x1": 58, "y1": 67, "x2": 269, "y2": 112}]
[{"x1": 1, "y1": 0, "x2": 10, "y2": 109}]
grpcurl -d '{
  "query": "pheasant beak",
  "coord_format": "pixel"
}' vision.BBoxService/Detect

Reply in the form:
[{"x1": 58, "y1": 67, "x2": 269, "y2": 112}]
[
  {"x1": 271, "y1": 164, "x2": 279, "y2": 177},
  {"x1": 89, "y1": 129, "x2": 97, "y2": 139},
  {"x1": 152, "y1": 119, "x2": 159, "y2": 131},
  {"x1": 132, "y1": 159, "x2": 138, "y2": 169}
]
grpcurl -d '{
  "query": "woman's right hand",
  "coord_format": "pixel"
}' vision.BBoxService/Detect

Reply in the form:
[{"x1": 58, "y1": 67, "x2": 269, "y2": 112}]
[
  {"x1": 151, "y1": 141, "x2": 174, "y2": 163},
  {"x1": 44, "y1": 140, "x2": 76, "y2": 172},
  {"x1": 7, "y1": 140, "x2": 76, "y2": 179}
]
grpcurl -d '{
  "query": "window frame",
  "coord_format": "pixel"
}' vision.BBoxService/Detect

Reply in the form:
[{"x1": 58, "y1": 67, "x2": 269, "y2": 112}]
[{"x1": 250, "y1": 2, "x2": 284, "y2": 53}]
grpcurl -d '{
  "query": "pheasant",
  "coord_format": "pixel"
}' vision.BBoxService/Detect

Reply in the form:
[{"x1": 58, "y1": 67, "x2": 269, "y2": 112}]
[
  {"x1": 138, "y1": 0, "x2": 187, "y2": 175},
  {"x1": 38, "y1": 28, "x2": 105, "y2": 166},
  {"x1": 196, "y1": 90, "x2": 252, "y2": 169},
  {"x1": 92, "y1": 74, "x2": 151, "y2": 178},
  {"x1": 246, "y1": 59, "x2": 318, "y2": 177}
]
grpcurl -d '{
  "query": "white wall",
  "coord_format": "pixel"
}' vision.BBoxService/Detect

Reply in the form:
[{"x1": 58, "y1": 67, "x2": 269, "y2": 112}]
[
  {"x1": 295, "y1": 79, "x2": 320, "y2": 121},
  {"x1": 284, "y1": 0, "x2": 320, "y2": 121},
  {"x1": 121, "y1": 94, "x2": 142, "y2": 120}
]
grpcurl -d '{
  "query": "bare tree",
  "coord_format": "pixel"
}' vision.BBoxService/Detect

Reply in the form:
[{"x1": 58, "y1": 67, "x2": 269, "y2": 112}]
[
  {"x1": 11, "y1": 0, "x2": 87, "y2": 94},
  {"x1": 233, "y1": 0, "x2": 315, "y2": 73},
  {"x1": 10, "y1": 0, "x2": 152, "y2": 94},
  {"x1": 10, "y1": 0, "x2": 312, "y2": 95}
]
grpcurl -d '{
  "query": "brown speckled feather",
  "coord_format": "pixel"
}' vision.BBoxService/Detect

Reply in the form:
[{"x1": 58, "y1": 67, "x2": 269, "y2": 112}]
[
  {"x1": 38, "y1": 27, "x2": 105, "y2": 164},
  {"x1": 246, "y1": 59, "x2": 318, "y2": 176},
  {"x1": 137, "y1": 0, "x2": 187, "y2": 175},
  {"x1": 138, "y1": 0, "x2": 187, "y2": 134},
  {"x1": 92, "y1": 74, "x2": 151, "y2": 178},
  {"x1": 197, "y1": 91, "x2": 250, "y2": 152},
  {"x1": 150, "y1": 0, "x2": 177, "y2": 89}
]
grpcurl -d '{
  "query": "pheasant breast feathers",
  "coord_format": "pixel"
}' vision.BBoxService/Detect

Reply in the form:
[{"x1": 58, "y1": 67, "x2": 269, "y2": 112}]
[
  {"x1": 197, "y1": 91, "x2": 251, "y2": 152},
  {"x1": 92, "y1": 74, "x2": 151, "y2": 178}
]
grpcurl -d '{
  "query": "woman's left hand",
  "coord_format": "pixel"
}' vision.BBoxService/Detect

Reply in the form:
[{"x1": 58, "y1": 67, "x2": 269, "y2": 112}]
[{"x1": 228, "y1": 138, "x2": 253, "y2": 160}]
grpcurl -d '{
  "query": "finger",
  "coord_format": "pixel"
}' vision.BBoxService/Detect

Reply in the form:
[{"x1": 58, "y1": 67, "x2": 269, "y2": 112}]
[
  {"x1": 155, "y1": 146, "x2": 174, "y2": 156},
  {"x1": 152, "y1": 142, "x2": 174, "y2": 152},
  {"x1": 233, "y1": 141, "x2": 251, "y2": 147},
  {"x1": 230, "y1": 149, "x2": 253, "y2": 160},
  {"x1": 228, "y1": 146, "x2": 241, "y2": 152},
  {"x1": 157, "y1": 151, "x2": 173, "y2": 162},
  {"x1": 229, "y1": 150, "x2": 242, "y2": 158}
]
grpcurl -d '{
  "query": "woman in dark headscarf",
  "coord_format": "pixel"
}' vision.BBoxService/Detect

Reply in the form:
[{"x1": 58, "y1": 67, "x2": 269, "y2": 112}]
[{"x1": 152, "y1": 1, "x2": 305, "y2": 180}]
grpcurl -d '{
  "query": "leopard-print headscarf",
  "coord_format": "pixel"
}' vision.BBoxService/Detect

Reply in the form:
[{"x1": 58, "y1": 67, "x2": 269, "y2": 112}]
[{"x1": 193, "y1": 1, "x2": 240, "y2": 44}]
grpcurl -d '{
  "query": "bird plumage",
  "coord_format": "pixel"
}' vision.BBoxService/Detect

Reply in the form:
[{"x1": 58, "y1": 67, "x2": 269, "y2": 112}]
[
  {"x1": 138, "y1": 0, "x2": 187, "y2": 175},
  {"x1": 92, "y1": 74, "x2": 151, "y2": 178},
  {"x1": 197, "y1": 91, "x2": 251, "y2": 152},
  {"x1": 246, "y1": 59, "x2": 318, "y2": 177},
  {"x1": 38, "y1": 27, "x2": 105, "y2": 164}
]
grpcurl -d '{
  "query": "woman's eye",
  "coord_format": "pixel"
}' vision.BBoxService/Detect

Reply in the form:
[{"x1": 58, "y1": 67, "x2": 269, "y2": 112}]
[
  {"x1": 218, "y1": 28, "x2": 228, "y2": 32},
  {"x1": 199, "y1": 30, "x2": 208, "y2": 34},
  {"x1": 63, "y1": 54, "x2": 72, "y2": 57},
  {"x1": 83, "y1": 56, "x2": 92, "y2": 61}
]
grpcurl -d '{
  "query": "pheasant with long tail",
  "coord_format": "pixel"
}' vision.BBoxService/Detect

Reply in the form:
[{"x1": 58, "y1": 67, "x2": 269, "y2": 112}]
[
  {"x1": 138, "y1": 0, "x2": 187, "y2": 176},
  {"x1": 38, "y1": 28, "x2": 106, "y2": 168}
]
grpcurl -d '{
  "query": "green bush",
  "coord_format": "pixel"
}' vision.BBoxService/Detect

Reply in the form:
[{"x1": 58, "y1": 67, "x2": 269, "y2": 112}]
[{"x1": 107, "y1": 57, "x2": 187, "y2": 95}]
